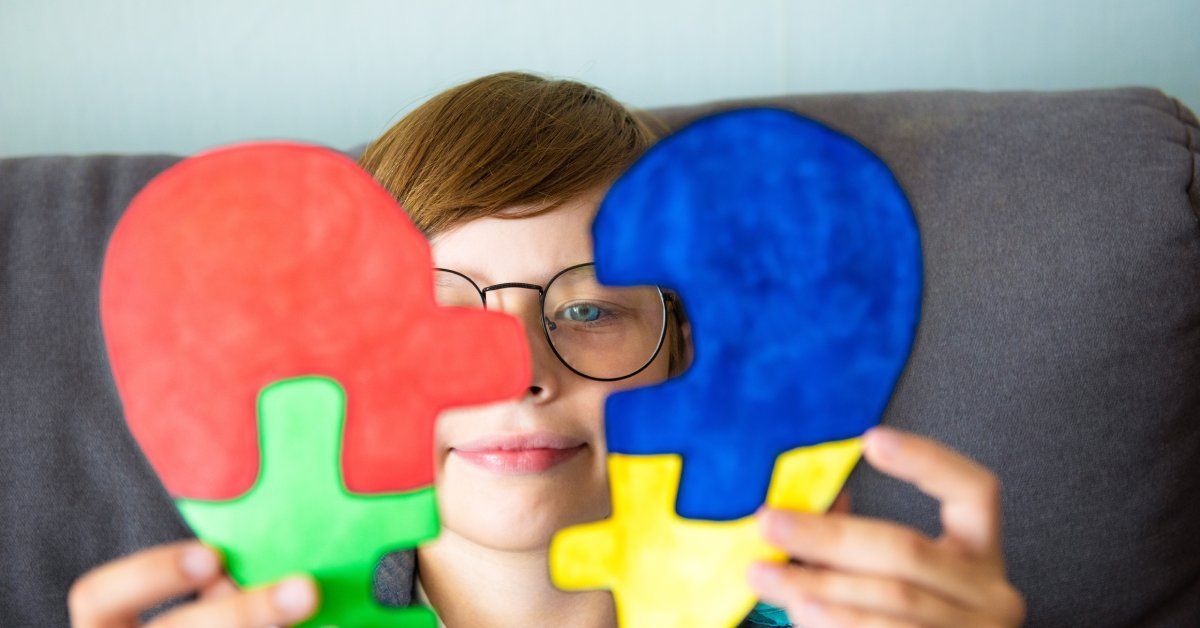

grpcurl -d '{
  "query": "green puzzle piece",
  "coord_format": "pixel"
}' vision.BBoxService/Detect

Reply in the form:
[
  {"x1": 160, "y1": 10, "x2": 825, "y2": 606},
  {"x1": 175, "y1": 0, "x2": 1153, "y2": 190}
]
[{"x1": 175, "y1": 376, "x2": 438, "y2": 627}]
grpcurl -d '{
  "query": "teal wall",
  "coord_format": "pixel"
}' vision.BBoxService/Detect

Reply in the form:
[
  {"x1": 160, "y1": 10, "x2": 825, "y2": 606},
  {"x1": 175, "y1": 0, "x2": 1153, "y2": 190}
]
[{"x1": 2, "y1": 0, "x2": 1197, "y2": 157}]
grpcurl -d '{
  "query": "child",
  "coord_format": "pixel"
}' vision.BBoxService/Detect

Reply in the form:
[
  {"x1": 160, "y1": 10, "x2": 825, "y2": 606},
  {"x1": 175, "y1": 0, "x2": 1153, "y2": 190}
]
[{"x1": 69, "y1": 72, "x2": 1024, "y2": 628}]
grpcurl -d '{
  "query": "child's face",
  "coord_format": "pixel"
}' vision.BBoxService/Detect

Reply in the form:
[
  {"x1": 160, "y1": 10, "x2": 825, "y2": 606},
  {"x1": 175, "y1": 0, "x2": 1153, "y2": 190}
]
[{"x1": 427, "y1": 187, "x2": 673, "y2": 552}]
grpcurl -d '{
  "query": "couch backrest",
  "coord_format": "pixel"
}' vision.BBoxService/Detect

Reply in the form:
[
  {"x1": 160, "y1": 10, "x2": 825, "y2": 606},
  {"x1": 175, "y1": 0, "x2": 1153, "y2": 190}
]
[{"x1": 2, "y1": 87, "x2": 1197, "y2": 626}]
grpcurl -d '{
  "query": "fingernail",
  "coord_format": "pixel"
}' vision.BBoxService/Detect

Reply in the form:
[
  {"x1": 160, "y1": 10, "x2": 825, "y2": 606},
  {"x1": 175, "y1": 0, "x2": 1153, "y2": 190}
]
[
  {"x1": 273, "y1": 576, "x2": 317, "y2": 619},
  {"x1": 180, "y1": 545, "x2": 219, "y2": 581},
  {"x1": 866, "y1": 426, "x2": 899, "y2": 458}
]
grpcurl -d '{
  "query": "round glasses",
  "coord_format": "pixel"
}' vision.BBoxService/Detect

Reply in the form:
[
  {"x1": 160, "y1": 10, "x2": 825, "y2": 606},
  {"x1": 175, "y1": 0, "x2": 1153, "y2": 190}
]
[{"x1": 433, "y1": 262, "x2": 669, "y2": 381}]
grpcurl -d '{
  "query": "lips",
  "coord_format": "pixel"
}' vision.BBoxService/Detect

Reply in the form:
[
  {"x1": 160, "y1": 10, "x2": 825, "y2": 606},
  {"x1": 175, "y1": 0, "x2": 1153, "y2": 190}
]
[{"x1": 452, "y1": 433, "x2": 588, "y2": 474}]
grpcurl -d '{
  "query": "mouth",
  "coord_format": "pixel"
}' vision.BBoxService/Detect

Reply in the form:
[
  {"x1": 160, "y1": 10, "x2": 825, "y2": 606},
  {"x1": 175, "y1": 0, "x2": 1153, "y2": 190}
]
[{"x1": 450, "y1": 432, "x2": 588, "y2": 475}]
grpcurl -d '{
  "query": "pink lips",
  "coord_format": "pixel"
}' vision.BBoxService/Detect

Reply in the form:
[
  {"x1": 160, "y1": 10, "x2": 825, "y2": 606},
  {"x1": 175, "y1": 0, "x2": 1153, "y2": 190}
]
[{"x1": 451, "y1": 432, "x2": 587, "y2": 474}]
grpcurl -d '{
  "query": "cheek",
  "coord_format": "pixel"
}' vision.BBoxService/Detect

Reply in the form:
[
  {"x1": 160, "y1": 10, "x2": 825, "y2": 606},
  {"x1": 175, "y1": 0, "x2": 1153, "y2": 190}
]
[
  {"x1": 581, "y1": 361, "x2": 670, "y2": 440},
  {"x1": 611, "y1": 341, "x2": 674, "y2": 393},
  {"x1": 580, "y1": 386, "x2": 612, "y2": 434}
]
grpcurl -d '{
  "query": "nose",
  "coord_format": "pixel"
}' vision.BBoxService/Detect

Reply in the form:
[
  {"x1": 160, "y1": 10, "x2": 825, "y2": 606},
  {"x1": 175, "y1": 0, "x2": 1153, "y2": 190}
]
[{"x1": 484, "y1": 289, "x2": 560, "y2": 402}]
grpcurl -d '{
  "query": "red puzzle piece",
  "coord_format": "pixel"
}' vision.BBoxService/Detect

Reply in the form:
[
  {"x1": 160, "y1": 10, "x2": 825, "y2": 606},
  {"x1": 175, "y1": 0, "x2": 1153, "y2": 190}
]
[{"x1": 101, "y1": 142, "x2": 531, "y2": 499}]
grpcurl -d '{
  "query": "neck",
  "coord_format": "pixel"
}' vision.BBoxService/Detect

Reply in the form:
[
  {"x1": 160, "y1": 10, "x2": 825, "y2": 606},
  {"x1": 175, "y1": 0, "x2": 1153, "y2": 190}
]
[{"x1": 416, "y1": 528, "x2": 615, "y2": 627}]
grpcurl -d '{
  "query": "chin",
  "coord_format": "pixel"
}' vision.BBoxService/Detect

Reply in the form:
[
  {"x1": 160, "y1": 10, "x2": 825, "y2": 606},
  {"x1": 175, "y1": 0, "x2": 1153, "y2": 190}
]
[{"x1": 434, "y1": 452, "x2": 611, "y2": 552}]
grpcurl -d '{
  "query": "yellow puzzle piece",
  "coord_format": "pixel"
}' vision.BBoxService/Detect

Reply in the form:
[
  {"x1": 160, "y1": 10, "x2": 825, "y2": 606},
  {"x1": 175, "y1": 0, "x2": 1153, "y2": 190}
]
[{"x1": 549, "y1": 438, "x2": 862, "y2": 628}]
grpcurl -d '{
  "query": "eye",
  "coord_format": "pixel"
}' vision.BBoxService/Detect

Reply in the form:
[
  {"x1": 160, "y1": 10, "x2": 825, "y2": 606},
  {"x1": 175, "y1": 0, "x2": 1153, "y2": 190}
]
[{"x1": 563, "y1": 303, "x2": 604, "y2": 323}]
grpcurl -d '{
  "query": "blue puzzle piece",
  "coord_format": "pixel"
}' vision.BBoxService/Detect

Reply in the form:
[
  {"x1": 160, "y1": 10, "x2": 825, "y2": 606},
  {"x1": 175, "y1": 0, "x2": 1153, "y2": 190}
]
[{"x1": 594, "y1": 108, "x2": 922, "y2": 520}]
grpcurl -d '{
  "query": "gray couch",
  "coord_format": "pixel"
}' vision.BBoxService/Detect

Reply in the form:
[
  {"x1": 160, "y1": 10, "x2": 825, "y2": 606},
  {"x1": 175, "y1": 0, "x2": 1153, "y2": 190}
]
[{"x1": 2, "y1": 87, "x2": 1198, "y2": 627}]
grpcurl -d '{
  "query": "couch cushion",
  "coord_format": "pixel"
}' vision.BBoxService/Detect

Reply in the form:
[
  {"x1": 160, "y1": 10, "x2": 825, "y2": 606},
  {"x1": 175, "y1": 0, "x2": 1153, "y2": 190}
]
[
  {"x1": 1, "y1": 154, "x2": 186, "y2": 625},
  {"x1": 2, "y1": 87, "x2": 1197, "y2": 626}
]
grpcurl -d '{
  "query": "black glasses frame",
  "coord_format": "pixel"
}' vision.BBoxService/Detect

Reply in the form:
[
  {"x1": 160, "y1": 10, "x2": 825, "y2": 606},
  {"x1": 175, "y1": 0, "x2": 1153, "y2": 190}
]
[{"x1": 433, "y1": 262, "x2": 671, "y2": 382}]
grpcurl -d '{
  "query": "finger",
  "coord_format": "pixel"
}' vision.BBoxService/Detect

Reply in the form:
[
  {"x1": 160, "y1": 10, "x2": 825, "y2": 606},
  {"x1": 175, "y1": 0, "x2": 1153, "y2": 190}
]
[
  {"x1": 758, "y1": 509, "x2": 993, "y2": 609},
  {"x1": 748, "y1": 561, "x2": 978, "y2": 628},
  {"x1": 829, "y1": 489, "x2": 852, "y2": 514},
  {"x1": 69, "y1": 541, "x2": 223, "y2": 628},
  {"x1": 863, "y1": 427, "x2": 1003, "y2": 562},
  {"x1": 787, "y1": 600, "x2": 928, "y2": 628},
  {"x1": 144, "y1": 575, "x2": 317, "y2": 628},
  {"x1": 199, "y1": 576, "x2": 239, "y2": 600}
]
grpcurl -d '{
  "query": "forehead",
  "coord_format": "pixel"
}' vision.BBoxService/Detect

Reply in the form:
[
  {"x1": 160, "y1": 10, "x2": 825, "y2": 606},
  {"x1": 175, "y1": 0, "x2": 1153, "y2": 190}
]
[{"x1": 429, "y1": 192, "x2": 602, "y2": 285}]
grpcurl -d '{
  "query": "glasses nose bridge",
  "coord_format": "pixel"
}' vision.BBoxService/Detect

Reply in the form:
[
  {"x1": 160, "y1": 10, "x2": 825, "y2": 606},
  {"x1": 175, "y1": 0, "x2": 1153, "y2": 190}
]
[
  {"x1": 479, "y1": 283, "x2": 556, "y2": 359},
  {"x1": 479, "y1": 282, "x2": 550, "y2": 328},
  {"x1": 480, "y1": 282, "x2": 545, "y2": 308}
]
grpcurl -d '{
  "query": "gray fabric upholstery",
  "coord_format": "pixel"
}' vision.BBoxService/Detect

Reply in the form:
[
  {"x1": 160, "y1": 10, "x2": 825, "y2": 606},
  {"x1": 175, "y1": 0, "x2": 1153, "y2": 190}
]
[{"x1": 2, "y1": 87, "x2": 1197, "y2": 627}]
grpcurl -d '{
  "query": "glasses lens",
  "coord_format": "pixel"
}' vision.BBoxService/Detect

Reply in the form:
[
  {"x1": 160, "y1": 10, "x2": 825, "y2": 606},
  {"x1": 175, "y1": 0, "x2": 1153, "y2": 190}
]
[
  {"x1": 433, "y1": 270, "x2": 484, "y2": 308},
  {"x1": 543, "y1": 265, "x2": 666, "y2": 380}
]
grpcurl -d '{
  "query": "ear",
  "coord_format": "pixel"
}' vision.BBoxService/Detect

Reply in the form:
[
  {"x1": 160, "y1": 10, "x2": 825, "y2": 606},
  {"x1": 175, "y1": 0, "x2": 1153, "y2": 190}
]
[
  {"x1": 680, "y1": 318, "x2": 693, "y2": 364},
  {"x1": 828, "y1": 488, "x2": 852, "y2": 514},
  {"x1": 672, "y1": 294, "x2": 694, "y2": 371},
  {"x1": 662, "y1": 293, "x2": 695, "y2": 378}
]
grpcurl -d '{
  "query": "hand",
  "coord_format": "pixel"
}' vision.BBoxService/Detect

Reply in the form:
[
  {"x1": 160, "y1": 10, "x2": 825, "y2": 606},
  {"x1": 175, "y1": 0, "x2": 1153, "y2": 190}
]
[
  {"x1": 69, "y1": 540, "x2": 318, "y2": 627},
  {"x1": 747, "y1": 426, "x2": 1026, "y2": 628}
]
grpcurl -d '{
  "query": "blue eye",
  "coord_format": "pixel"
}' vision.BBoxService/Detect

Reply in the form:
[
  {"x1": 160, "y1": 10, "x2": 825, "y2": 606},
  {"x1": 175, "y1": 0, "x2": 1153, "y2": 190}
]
[{"x1": 564, "y1": 303, "x2": 603, "y2": 323}]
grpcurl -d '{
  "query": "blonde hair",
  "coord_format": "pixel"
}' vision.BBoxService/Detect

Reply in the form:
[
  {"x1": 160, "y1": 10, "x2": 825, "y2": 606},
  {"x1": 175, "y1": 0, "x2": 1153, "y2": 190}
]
[{"x1": 359, "y1": 71, "x2": 689, "y2": 375}]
